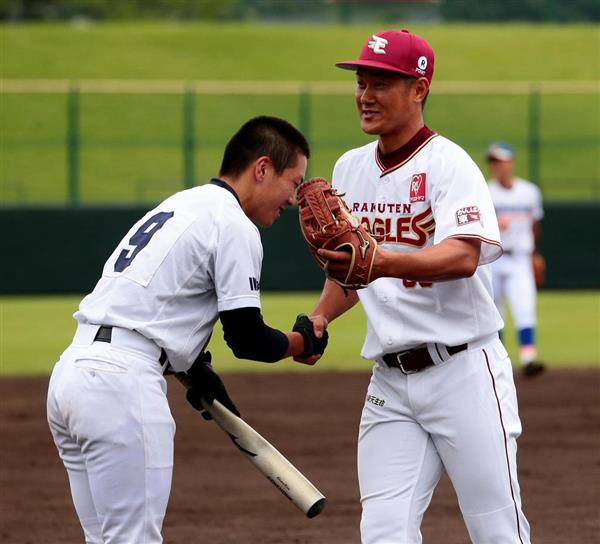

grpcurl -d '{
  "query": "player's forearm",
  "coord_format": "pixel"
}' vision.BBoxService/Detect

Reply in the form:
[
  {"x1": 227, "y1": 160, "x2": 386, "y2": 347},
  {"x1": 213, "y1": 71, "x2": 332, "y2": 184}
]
[
  {"x1": 373, "y1": 238, "x2": 481, "y2": 282},
  {"x1": 283, "y1": 332, "x2": 306, "y2": 358},
  {"x1": 220, "y1": 308, "x2": 289, "y2": 362},
  {"x1": 310, "y1": 279, "x2": 359, "y2": 324}
]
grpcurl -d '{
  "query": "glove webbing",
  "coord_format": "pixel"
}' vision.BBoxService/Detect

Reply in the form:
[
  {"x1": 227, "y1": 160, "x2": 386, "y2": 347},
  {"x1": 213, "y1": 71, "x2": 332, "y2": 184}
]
[{"x1": 303, "y1": 191, "x2": 341, "y2": 232}]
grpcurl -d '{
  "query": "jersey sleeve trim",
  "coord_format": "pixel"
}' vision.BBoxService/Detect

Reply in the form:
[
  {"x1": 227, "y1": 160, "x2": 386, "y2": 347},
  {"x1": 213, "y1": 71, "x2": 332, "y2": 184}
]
[
  {"x1": 445, "y1": 233, "x2": 503, "y2": 266},
  {"x1": 217, "y1": 294, "x2": 261, "y2": 312}
]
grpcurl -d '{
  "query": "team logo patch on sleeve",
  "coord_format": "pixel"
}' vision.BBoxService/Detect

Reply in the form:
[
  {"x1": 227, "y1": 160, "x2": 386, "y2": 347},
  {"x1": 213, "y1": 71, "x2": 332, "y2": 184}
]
[
  {"x1": 456, "y1": 206, "x2": 482, "y2": 226},
  {"x1": 409, "y1": 173, "x2": 426, "y2": 203}
]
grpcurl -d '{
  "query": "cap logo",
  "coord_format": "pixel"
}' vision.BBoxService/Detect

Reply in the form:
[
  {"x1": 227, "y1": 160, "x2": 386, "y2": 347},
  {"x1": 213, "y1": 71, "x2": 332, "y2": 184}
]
[
  {"x1": 416, "y1": 56, "x2": 428, "y2": 75},
  {"x1": 368, "y1": 35, "x2": 388, "y2": 55}
]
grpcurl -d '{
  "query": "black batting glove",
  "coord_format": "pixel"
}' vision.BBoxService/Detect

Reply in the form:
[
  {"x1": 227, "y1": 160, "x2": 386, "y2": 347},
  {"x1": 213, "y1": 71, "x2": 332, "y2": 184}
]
[
  {"x1": 293, "y1": 314, "x2": 329, "y2": 359},
  {"x1": 186, "y1": 351, "x2": 241, "y2": 420}
]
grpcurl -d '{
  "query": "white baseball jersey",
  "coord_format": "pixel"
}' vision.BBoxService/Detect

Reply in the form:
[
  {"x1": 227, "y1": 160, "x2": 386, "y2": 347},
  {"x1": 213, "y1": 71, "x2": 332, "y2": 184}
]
[
  {"x1": 340, "y1": 128, "x2": 531, "y2": 543},
  {"x1": 488, "y1": 177, "x2": 543, "y2": 255},
  {"x1": 75, "y1": 182, "x2": 262, "y2": 372},
  {"x1": 332, "y1": 127, "x2": 504, "y2": 360}
]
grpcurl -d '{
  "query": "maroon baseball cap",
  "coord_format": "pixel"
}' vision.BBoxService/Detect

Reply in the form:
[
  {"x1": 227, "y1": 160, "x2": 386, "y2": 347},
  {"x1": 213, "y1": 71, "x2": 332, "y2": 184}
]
[{"x1": 336, "y1": 29, "x2": 435, "y2": 84}]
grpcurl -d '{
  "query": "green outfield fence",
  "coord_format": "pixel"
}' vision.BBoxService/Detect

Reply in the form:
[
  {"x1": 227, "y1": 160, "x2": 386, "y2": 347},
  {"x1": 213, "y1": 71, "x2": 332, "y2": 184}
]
[
  {"x1": 1, "y1": 79, "x2": 599, "y2": 204},
  {"x1": 1, "y1": 202, "x2": 599, "y2": 293}
]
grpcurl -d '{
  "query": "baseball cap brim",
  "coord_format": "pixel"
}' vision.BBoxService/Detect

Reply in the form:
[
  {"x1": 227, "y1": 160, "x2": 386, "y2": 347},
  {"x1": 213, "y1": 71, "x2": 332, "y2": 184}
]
[
  {"x1": 486, "y1": 147, "x2": 514, "y2": 161},
  {"x1": 336, "y1": 60, "x2": 417, "y2": 78}
]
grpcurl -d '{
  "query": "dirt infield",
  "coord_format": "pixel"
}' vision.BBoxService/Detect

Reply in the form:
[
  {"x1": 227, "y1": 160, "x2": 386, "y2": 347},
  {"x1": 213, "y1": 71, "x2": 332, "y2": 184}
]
[{"x1": 1, "y1": 369, "x2": 599, "y2": 543}]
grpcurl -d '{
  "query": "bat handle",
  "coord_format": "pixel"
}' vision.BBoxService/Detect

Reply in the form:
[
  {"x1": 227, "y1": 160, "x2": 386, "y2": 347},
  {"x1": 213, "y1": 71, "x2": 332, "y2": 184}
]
[
  {"x1": 173, "y1": 371, "x2": 192, "y2": 390},
  {"x1": 173, "y1": 371, "x2": 214, "y2": 413}
]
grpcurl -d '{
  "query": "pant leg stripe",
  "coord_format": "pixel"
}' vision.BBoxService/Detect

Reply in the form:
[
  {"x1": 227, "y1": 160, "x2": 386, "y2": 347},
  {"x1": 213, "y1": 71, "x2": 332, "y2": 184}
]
[{"x1": 483, "y1": 348, "x2": 524, "y2": 544}]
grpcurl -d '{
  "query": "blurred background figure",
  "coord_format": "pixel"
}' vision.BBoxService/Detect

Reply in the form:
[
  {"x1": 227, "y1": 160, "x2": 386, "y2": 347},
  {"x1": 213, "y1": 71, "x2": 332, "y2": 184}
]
[{"x1": 486, "y1": 142, "x2": 546, "y2": 377}]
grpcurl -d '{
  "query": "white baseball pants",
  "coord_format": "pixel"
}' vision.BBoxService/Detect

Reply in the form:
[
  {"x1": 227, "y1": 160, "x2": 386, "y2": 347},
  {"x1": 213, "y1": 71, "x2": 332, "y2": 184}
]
[
  {"x1": 358, "y1": 336, "x2": 530, "y2": 544},
  {"x1": 491, "y1": 254, "x2": 537, "y2": 330},
  {"x1": 47, "y1": 325, "x2": 175, "y2": 543}
]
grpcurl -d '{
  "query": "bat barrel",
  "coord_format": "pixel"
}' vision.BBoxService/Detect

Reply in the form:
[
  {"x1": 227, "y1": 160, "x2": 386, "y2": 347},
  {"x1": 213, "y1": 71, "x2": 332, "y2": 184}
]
[
  {"x1": 208, "y1": 398, "x2": 328, "y2": 518},
  {"x1": 176, "y1": 374, "x2": 328, "y2": 519},
  {"x1": 306, "y1": 497, "x2": 327, "y2": 518}
]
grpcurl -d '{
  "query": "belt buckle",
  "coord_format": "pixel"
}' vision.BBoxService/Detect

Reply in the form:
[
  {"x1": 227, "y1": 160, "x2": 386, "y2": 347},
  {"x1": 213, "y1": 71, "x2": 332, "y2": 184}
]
[{"x1": 396, "y1": 351, "x2": 418, "y2": 375}]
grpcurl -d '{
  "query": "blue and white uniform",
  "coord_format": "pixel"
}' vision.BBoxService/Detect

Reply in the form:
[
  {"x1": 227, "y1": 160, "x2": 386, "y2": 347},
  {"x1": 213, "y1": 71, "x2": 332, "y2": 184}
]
[
  {"x1": 47, "y1": 181, "x2": 262, "y2": 543},
  {"x1": 488, "y1": 176, "x2": 544, "y2": 365}
]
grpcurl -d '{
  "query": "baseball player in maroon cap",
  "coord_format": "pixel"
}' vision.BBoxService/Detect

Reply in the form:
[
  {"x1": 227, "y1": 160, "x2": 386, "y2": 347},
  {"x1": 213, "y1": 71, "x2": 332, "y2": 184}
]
[{"x1": 305, "y1": 30, "x2": 531, "y2": 543}]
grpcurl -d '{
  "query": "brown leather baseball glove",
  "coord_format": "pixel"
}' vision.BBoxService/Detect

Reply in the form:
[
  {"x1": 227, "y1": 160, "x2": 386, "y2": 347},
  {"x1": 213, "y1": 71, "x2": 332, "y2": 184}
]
[
  {"x1": 532, "y1": 252, "x2": 546, "y2": 288},
  {"x1": 296, "y1": 177, "x2": 378, "y2": 289}
]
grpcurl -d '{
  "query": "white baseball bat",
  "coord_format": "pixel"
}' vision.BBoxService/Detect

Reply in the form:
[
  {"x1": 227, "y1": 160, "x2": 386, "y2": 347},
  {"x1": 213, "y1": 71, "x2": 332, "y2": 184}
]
[{"x1": 175, "y1": 373, "x2": 327, "y2": 518}]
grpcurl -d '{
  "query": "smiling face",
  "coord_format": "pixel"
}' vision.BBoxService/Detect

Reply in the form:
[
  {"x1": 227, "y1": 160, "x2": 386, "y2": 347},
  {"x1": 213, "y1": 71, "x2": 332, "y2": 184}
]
[
  {"x1": 251, "y1": 152, "x2": 307, "y2": 228},
  {"x1": 355, "y1": 68, "x2": 428, "y2": 151}
]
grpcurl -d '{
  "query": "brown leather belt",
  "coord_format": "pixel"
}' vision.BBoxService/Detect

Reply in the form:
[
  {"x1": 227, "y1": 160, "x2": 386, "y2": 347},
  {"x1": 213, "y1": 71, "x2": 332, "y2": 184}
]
[{"x1": 382, "y1": 343, "x2": 468, "y2": 375}]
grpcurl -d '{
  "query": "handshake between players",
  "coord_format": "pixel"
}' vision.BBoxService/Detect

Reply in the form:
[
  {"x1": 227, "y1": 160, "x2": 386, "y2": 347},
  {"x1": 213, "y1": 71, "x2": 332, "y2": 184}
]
[{"x1": 186, "y1": 313, "x2": 328, "y2": 419}]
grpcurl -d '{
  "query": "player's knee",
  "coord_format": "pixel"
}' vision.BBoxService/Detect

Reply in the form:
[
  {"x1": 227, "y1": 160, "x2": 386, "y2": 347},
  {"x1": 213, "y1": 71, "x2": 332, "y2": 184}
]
[{"x1": 360, "y1": 499, "x2": 420, "y2": 544}]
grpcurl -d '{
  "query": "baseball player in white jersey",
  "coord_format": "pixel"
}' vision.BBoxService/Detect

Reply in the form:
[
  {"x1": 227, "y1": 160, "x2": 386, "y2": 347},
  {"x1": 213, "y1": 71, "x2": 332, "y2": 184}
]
[
  {"x1": 47, "y1": 116, "x2": 327, "y2": 543},
  {"x1": 304, "y1": 30, "x2": 531, "y2": 543},
  {"x1": 486, "y1": 142, "x2": 546, "y2": 377}
]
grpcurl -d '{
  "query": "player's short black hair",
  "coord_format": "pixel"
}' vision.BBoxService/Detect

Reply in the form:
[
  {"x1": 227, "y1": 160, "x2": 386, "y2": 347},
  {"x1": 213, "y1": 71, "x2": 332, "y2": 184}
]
[{"x1": 220, "y1": 116, "x2": 310, "y2": 177}]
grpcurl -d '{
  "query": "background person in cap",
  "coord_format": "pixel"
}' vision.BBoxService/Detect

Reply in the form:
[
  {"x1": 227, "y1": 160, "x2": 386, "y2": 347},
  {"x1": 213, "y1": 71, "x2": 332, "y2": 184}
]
[
  {"x1": 486, "y1": 142, "x2": 546, "y2": 377},
  {"x1": 302, "y1": 30, "x2": 531, "y2": 543}
]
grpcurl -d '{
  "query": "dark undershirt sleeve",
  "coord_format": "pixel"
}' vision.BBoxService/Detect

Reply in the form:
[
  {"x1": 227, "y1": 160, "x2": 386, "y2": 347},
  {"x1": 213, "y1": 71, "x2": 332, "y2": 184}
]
[{"x1": 219, "y1": 307, "x2": 289, "y2": 363}]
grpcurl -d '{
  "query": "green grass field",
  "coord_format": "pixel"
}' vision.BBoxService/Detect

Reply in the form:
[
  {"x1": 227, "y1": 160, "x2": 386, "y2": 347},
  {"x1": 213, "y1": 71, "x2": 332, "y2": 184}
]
[
  {"x1": 1, "y1": 291, "x2": 598, "y2": 376},
  {"x1": 2, "y1": 23, "x2": 599, "y2": 81},
  {"x1": 1, "y1": 22, "x2": 599, "y2": 203}
]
